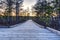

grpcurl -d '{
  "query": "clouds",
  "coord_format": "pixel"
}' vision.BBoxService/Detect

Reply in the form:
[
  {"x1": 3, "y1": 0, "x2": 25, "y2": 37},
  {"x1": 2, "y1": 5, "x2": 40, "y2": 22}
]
[{"x1": 23, "y1": 0, "x2": 37, "y2": 9}]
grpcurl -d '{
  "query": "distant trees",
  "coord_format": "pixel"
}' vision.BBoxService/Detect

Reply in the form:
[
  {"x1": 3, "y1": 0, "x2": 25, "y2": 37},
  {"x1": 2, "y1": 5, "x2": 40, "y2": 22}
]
[
  {"x1": 33, "y1": 0, "x2": 53, "y2": 26},
  {"x1": 3, "y1": 0, "x2": 14, "y2": 27},
  {"x1": 6, "y1": 0, "x2": 13, "y2": 15},
  {"x1": 51, "y1": 0, "x2": 60, "y2": 18},
  {"x1": 34, "y1": 0, "x2": 54, "y2": 16},
  {"x1": 56, "y1": 0, "x2": 60, "y2": 19},
  {"x1": 51, "y1": 0, "x2": 60, "y2": 30},
  {"x1": 33, "y1": 0, "x2": 60, "y2": 30},
  {"x1": 0, "y1": 0, "x2": 23, "y2": 27},
  {"x1": 5, "y1": 0, "x2": 23, "y2": 16},
  {"x1": 5, "y1": 0, "x2": 23, "y2": 15}
]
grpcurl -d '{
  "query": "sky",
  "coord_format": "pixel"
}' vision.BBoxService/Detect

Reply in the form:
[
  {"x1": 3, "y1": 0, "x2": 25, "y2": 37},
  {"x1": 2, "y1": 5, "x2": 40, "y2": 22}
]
[{"x1": 23, "y1": 0, "x2": 37, "y2": 10}]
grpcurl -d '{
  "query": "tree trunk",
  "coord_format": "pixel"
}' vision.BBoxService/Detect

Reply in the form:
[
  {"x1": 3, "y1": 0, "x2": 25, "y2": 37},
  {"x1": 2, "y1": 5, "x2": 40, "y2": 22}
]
[{"x1": 16, "y1": 3, "x2": 19, "y2": 23}]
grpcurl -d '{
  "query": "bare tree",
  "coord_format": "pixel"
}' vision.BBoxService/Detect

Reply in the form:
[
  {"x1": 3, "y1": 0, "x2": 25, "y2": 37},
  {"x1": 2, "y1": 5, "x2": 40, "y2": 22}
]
[{"x1": 15, "y1": 0, "x2": 23, "y2": 23}]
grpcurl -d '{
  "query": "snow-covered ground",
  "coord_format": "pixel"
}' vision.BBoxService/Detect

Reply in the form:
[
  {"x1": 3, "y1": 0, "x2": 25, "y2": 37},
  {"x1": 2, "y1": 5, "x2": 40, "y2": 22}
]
[{"x1": 0, "y1": 20, "x2": 60, "y2": 40}]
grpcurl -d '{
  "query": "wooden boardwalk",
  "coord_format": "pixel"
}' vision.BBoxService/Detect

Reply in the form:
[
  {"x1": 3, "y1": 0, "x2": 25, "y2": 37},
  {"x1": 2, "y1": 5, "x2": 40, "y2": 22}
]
[{"x1": 0, "y1": 20, "x2": 60, "y2": 40}]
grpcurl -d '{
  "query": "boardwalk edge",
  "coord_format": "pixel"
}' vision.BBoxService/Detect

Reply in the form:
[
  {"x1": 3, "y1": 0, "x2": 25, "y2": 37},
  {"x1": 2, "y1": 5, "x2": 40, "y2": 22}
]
[
  {"x1": 32, "y1": 21, "x2": 44, "y2": 28},
  {"x1": 47, "y1": 27, "x2": 60, "y2": 36}
]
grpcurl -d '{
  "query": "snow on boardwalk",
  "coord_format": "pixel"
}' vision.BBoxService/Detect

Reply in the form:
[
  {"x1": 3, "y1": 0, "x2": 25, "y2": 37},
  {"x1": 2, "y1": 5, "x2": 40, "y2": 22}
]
[{"x1": 0, "y1": 20, "x2": 60, "y2": 40}]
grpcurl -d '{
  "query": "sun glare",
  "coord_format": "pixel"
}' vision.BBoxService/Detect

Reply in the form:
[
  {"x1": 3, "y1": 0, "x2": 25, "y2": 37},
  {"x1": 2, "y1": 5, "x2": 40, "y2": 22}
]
[{"x1": 22, "y1": 0, "x2": 36, "y2": 10}]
